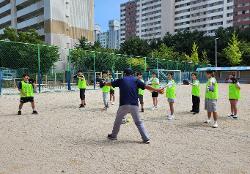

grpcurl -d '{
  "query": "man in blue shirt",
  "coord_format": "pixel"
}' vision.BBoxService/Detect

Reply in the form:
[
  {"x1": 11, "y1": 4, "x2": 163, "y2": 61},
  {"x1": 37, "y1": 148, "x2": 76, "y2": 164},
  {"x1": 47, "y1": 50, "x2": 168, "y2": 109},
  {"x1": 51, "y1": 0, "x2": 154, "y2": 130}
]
[{"x1": 104, "y1": 68, "x2": 163, "y2": 144}]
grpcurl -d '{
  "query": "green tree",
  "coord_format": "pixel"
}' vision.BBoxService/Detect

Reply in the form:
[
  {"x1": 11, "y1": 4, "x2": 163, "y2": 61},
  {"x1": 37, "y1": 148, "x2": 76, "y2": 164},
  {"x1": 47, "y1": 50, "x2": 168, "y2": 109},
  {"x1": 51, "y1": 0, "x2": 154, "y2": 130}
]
[
  {"x1": 120, "y1": 37, "x2": 151, "y2": 56},
  {"x1": 223, "y1": 32, "x2": 242, "y2": 65},
  {"x1": 152, "y1": 44, "x2": 180, "y2": 60},
  {"x1": 0, "y1": 27, "x2": 59, "y2": 73},
  {"x1": 190, "y1": 42, "x2": 199, "y2": 63},
  {"x1": 240, "y1": 42, "x2": 250, "y2": 65}
]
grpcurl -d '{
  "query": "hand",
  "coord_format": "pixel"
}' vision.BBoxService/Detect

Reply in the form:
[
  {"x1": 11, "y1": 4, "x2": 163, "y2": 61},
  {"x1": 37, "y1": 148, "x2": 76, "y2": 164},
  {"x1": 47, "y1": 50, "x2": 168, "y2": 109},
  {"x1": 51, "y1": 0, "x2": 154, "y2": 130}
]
[
  {"x1": 158, "y1": 88, "x2": 164, "y2": 94},
  {"x1": 208, "y1": 86, "x2": 214, "y2": 92}
]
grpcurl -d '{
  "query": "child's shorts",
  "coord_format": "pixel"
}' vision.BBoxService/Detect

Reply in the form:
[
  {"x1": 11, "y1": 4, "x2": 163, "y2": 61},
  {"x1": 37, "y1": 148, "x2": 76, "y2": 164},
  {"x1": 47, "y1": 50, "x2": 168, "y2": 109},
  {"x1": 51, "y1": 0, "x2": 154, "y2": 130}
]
[
  {"x1": 152, "y1": 92, "x2": 159, "y2": 97},
  {"x1": 168, "y1": 98, "x2": 175, "y2": 103},
  {"x1": 205, "y1": 99, "x2": 217, "y2": 112},
  {"x1": 138, "y1": 95, "x2": 144, "y2": 104},
  {"x1": 110, "y1": 89, "x2": 115, "y2": 95},
  {"x1": 20, "y1": 97, "x2": 34, "y2": 103}
]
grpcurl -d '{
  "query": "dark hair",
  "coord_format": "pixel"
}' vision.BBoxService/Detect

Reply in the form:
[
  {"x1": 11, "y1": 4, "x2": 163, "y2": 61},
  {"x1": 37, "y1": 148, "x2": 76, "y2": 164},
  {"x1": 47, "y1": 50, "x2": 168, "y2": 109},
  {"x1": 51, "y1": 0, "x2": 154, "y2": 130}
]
[
  {"x1": 124, "y1": 68, "x2": 133, "y2": 76},
  {"x1": 102, "y1": 71, "x2": 108, "y2": 74},
  {"x1": 152, "y1": 72, "x2": 157, "y2": 75},
  {"x1": 167, "y1": 72, "x2": 174, "y2": 76},
  {"x1": 206, "y1": 70, "x2": 215, "y2": 77},
  {"x1": 230, "y1": 76, "x2": 238, "y2": 83},
  {"x1": 78, "y1": 70, "x2": 83, "y2": 73},
  {"x1": 191, "y1": 72, "x2": 197, "y2": 77},
  {"x1": 22, "y1": 74, "x2": 29, "y2": 78},
  {"x1": 136, "y1": 72, "x2": 142, "y2": 76}
]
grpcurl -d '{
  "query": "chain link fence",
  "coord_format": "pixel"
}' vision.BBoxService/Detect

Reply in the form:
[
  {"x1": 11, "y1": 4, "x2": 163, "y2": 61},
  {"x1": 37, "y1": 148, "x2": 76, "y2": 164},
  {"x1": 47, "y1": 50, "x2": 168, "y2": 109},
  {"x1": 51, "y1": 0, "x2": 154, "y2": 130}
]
[{"x1": 0, "y1": 40, "x2": 212, "y2": 95}]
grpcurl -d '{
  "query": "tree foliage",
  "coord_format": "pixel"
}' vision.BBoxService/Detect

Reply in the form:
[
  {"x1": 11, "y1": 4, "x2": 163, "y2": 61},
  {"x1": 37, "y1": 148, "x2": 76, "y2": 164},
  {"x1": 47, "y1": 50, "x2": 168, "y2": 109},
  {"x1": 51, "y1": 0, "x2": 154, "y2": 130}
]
[
  {"x1": 0, "y1": 27, "x2": 59, "y2": 73},
  {"x1": 223, "y1": 32, "x2": 242, "y2": 65}
]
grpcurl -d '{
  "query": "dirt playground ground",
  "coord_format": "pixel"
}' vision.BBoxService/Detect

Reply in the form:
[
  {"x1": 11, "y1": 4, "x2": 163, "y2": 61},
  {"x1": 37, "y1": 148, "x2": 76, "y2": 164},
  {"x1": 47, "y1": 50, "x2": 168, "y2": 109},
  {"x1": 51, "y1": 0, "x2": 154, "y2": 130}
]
[{"x1": 0, "y1": 84, "x2": 249, "y2": 174}]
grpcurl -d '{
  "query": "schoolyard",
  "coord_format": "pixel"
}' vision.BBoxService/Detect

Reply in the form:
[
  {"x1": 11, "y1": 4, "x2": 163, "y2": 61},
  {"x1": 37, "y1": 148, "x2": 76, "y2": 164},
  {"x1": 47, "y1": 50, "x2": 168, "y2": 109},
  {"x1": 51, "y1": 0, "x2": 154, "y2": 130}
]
[{"x1": 0, "y1": 84, "x2": 249, "y2": 174}]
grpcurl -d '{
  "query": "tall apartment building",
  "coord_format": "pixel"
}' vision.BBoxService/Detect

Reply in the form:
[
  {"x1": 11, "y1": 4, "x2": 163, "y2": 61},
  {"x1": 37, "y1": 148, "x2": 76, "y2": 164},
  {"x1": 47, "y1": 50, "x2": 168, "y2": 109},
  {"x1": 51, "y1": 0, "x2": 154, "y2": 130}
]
[
  {"x1": 96, "y1": 20, "x2": 120, "y2": 49},
  {"x1": 120, "y1": 0, "x2": 175, "y2": 43},
  {"x1": 233, "y1": 0, "x2": 250, "y2": 29},
  {"x1": 0, "y1": 0, "x2": 94, "y2": 70},
  {"x1": 108, "y1": 20, "x2": 120, "y2": 49},
  {"x1": 174, "y1": 0, "x2": 234, "y2": 35}
]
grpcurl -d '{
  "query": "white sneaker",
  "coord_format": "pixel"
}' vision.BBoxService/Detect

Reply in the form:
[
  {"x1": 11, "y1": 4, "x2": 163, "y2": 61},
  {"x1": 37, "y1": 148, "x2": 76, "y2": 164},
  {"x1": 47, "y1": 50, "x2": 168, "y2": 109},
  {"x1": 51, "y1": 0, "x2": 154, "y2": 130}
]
[
  {"x1": 151, "y1": 106, "x2": 155, "y2": 110},
  {"x1": 212, "y1": 122, "x2": 218, "y2": 128},
  {"x1": 204, "y1": 120, "x2": 211, "y2": 124},
  {"x1": 232, "y1": 115, "x2": 238, "y2": 119},
  {"x1": 167, "y1": 115, "x2": 174, "y2": 120},
  {"x1": 228, "y1": 114, "x2": 234, "y2": 118}
]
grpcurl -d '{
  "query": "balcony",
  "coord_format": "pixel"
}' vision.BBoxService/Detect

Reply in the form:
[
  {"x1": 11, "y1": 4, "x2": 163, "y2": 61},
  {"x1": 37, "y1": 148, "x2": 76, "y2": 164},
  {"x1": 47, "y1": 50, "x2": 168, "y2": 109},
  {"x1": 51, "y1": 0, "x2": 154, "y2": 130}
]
[
  {"x1": 17, "y1": 15, "x2": 44, "y2": 29},
  {"x1": 0, "y1": 3, "x2": 10, "y2": 15},
  {"x1": 0, "y1": 14, "x2": 10, "y2": 24},
  {"x1": 17, "y1": 1, "x2": 43, "y2": 18}
]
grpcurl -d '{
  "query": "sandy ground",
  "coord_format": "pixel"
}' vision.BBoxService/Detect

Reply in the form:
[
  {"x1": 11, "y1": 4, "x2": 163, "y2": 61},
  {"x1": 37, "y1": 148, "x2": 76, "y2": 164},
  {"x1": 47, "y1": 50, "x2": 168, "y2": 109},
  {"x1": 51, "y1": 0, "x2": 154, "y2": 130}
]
[{"x1": 0, "y1": 84, "x2": 249, "y2": 174}]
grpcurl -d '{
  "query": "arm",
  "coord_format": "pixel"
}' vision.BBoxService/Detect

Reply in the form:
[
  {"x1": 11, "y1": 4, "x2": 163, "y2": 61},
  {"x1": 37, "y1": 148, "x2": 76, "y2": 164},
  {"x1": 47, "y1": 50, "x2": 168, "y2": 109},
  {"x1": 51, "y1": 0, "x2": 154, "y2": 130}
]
[
  {"x1": 236, "y1": 82, "x2": 241, "y2": 89},
  {"x1": 145, "y1": 85, "x2": 163, "y2": 93}
]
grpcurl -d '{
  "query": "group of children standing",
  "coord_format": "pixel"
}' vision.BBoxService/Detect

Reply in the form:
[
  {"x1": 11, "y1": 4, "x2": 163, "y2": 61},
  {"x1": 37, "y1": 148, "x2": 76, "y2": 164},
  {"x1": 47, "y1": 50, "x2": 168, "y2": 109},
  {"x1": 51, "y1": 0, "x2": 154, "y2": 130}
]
[{"x1": 17, "y1": 70, "x2": 241, "y2": 129}]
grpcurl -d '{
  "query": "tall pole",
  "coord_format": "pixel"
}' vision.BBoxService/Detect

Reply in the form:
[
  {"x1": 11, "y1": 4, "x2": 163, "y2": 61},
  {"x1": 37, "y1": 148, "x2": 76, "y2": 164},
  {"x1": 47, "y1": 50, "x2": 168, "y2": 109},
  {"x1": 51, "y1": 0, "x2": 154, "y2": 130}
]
[
  {"x1": 67, "y1": 48, "x2": 71, "y2": 90},
  {"x1": 93, "y1": 52, "x2": 96, "y2": 90},
  {"x1": 37, "y1": 44, "x2": 41, "y2": 93},
  {"x1": 215, "y1": 38, "x2": 218, "y2": 67},
  {"x1": 144, "y1": 57, "x2": 147, "y2": 72}
]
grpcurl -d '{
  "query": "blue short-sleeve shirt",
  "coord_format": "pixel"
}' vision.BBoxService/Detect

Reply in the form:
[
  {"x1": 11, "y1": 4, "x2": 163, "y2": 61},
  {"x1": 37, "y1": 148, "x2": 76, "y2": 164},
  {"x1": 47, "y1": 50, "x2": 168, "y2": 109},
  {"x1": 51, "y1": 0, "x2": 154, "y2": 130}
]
[{"x1": 112, "y1": 76, "x2": 145, "y2": 106}]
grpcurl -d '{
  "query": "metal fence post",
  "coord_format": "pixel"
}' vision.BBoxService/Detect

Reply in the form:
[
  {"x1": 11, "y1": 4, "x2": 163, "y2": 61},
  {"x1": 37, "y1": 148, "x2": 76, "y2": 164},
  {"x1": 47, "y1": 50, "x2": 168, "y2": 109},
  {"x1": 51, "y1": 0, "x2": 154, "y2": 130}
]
[
  {"x1": 93, "y1": 51, "x2": 96, "y2": 90},
  {"x1": 0, "y1": 70, "x2": 2, "y2": 95},
  {"x1": 144, "y1": 57, "x2": 147, "y2": 72},
  {"x1": 67, "y1": 49, "x2": 71, "y2": 91},
  {"x1": 37, "y1": 44, "x2": 41, "y2": 93}
]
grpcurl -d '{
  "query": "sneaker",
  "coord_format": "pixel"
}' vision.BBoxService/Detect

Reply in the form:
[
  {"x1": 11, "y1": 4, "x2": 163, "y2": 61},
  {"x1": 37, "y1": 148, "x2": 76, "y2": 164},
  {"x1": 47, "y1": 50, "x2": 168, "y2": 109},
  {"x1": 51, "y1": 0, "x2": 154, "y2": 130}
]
[
  {"x1": 32, "y1": 110, "x2": 38, "y2": 114},
  {"x1": 107, "y1": 134, "x2": 117, "y2": 140},
  {"x1": 141, "y1": 108, "x2": 144, "y2": 112},
  {"x1": 232, "y1": 115, "x2": 238, "y2": 119},
  {"x1": 212, "y1": 122, "x2": 218, "y2": 128},
  {"x1": 17, "y1": 111, "x2": 21, "y2": 115},
  {"x1": 111, "y1": 102, "x2": 115, "y2": 105},
  {"x1": 154, "y1": 106, "x2": 158, "y2": 109},
  {"x1": 190, "y1": 110, "x2": 194, "y2": 112},
  {"x1": 204, "y1": 120, "x2": 211, "y2": 124},
  {"x1": 228, "y1": 114, "x2": 234, "y2": 118},
  {"x1": 167, "y1": 115, "x2": 174, "y2": 120},
  {"x1": 79, "y1": 104, "x2": 85, "y2": 108},
  {"x1": 193, "y1": 112, "x2": 199, "y2": 115},
  {"x1": 151, "y1": 106, "x2": 155, "y2": 111},
  {"x1": 143, "y1": 139, "x2": 150, "y2": 144}
]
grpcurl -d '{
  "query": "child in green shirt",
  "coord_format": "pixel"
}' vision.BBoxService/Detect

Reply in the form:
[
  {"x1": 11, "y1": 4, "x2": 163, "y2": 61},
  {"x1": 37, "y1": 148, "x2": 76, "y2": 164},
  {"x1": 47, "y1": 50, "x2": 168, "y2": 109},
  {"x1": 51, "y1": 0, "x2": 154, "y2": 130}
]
[{"x1": 190, "y1": 73, "x2": 200, "y2": 114}]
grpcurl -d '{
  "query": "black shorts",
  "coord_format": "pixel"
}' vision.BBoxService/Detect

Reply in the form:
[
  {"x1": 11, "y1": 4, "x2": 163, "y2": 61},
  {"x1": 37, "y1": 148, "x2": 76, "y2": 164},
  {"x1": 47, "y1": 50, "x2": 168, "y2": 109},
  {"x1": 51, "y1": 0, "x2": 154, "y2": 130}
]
[
  {"x1": 110, "y1": 89, "x2": 115, "y2": 95},
  {"x1": 80, "y1": 89, "x2": 86, "y2": 100},
  {"x1": 152, "y1": 92, "x2": 159, "y2": 98},
  {"x1": 138, "y1": 95, "x2": 144, "y2": 104},
  {"x1": 20, "y1": 97, "x2": 34, "y2": 103}
]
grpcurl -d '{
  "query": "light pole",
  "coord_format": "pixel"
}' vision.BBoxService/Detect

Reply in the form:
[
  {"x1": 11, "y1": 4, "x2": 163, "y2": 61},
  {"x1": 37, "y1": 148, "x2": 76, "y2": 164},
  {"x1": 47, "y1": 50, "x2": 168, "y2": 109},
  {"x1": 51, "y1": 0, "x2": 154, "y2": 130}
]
[
  {"x1": 90, "y1": 51, "x2": 96, "y2": 90},
  {"x1": 215, "y1": 38, "x2": 219, "y2": 67}
]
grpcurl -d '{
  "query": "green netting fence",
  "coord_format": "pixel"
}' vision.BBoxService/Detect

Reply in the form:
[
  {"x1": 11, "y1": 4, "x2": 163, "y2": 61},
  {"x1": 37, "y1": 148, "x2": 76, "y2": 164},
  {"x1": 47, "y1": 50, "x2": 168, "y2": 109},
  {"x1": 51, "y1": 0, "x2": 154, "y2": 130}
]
[{"x1": 0, "y1": 40, "x2": 212, "y2": 95}]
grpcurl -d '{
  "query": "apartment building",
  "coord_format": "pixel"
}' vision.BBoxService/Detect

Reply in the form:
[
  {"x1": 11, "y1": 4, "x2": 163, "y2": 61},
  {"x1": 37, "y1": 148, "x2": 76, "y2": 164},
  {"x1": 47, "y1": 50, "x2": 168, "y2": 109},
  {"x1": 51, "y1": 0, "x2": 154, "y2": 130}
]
[
  {"x1": 0, "y1": 0, "x2": 94, "y2": 70},
  {"x1": 96, "y1": 20, "x2": 120, "y2": 49},
  {"x1": 233, "y1": 0, "x2": 250, "y2": 29},
  {"x1": 108, "y1": 20, "x2": 120, "y2": 49},
  {"x1": 120, "y1": 0, "x2": 175, "y2": 43},
  {"x1": 174, "y1": 0, "x2": 234, "y2": 35}
]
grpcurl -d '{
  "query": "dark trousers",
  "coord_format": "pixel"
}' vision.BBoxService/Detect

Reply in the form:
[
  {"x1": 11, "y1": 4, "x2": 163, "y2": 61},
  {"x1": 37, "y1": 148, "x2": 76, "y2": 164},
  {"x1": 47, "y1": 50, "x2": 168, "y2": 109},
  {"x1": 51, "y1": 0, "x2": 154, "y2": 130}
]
[
  {"x1": 192, "y1": 95, "x2": 200, "y2": 113},
  {"x1": 80, "y1": 89, "x2": 85, "y2": 100}
]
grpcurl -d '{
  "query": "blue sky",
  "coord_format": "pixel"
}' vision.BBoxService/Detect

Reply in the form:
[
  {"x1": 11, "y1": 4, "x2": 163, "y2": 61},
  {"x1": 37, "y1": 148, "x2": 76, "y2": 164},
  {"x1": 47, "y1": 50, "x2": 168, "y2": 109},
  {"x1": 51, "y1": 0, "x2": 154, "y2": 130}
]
[{"x1": 95, "y1": 0, "x2": 127, "y2": 31}]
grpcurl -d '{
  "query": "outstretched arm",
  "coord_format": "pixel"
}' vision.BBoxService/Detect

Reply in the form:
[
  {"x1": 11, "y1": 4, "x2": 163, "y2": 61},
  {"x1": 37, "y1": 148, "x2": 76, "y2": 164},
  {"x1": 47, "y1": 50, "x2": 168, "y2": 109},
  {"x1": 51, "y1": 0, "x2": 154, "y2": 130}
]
[{"x1": 145, "y1": 85, "x2": 163, "y2": 93}]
